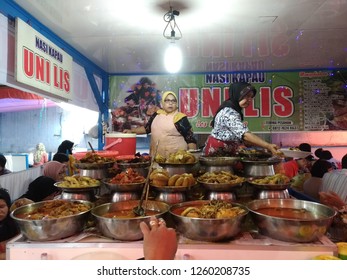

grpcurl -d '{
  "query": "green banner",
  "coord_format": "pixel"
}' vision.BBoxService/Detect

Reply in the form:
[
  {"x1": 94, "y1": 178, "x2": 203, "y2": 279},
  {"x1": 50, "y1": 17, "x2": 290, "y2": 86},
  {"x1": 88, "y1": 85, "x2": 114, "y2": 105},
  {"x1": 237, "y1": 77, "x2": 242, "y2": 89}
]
[{"x1": 109, "y1": 70, "x2": 347, "y2": 133}]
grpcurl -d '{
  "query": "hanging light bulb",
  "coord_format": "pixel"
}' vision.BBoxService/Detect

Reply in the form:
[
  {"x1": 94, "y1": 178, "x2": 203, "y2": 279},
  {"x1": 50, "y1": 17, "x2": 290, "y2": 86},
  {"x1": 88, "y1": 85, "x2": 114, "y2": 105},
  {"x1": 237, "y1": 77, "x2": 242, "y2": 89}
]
[
  {"x1": 163, "y1": 7, "x2": 182, "y2": 73},
  {"x1": 164, "y1": 41, "x2": 182, "y2": 73}
]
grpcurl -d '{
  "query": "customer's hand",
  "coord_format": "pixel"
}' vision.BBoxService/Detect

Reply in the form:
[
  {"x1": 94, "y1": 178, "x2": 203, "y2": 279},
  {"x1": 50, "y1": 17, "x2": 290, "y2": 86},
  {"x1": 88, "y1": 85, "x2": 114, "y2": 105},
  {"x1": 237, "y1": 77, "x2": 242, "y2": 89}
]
[{"x1": 140, "y1": 216, "x2": 178, "y2": 260}]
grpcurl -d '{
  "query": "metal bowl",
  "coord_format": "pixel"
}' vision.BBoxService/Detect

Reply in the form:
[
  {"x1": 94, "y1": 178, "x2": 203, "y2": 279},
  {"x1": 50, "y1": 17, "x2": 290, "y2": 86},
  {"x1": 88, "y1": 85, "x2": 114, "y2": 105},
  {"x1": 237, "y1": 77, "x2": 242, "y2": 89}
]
[
  {"x1": 197, "y1": 179, "x2": 243, "y2": 192},
  {"x1": 199, "y1": 156, "x2": 240, "y2": 166},
  {"x1": 247, "y1": 178, "x2": 291, "y2": 191},
  {"x1": 170, "y1": 200, "x2": 248, "y2": 241},
  {"x1": 91, "y1": 200, "x2": 170, "y2": 240},
  {"x1": 247, "y1": 199, "x2": 337, "y2": 243},
  {"x1": 157, "y1": 162, "x2": 196, "y2": 176},
  {"x1": 10, "y1": 200, "x2": 93, "y2": 241},
  {"x1": 74, "y1": 161, "x2": 115, "y2": 170},
  {"x1": 54, "y1": 181, "x2": 100, "y2": 193},
  {"x1": 79, "y1": 169, "x2": 107, "y2": 179},
  {"x1": 102, "y1": 178, "x2": 145, "y2": 192}
]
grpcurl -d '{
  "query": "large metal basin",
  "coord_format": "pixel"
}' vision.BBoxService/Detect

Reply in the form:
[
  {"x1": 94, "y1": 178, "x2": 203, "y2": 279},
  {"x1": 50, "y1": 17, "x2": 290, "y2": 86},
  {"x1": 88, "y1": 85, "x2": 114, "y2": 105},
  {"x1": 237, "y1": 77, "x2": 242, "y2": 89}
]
[
  {"x1": 247, "y1": 199, "x2": 336, "y2": 243},
  {"x1": 11, "y1": 200, "x2": 92, "y2": 241},
  {"x1": 170, "y1": 200, "x2": 248, "y2": 242},
  {"x1": 91, "y1": 200, "x2": 169, "y2": 241}
]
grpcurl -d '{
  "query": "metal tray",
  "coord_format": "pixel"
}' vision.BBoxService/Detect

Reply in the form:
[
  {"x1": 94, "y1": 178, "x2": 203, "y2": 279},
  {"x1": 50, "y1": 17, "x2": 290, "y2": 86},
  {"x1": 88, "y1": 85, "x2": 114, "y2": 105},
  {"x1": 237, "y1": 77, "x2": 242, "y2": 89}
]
[
  {"x1": 241, "y1": 158, "x2": 282, "y2": 165},
  {"x1": 247, "y1": 178, "x2": 290, "y2": 190},
  {"x1": 199, "y1": 156, "x2": 240, "y2": 166}
]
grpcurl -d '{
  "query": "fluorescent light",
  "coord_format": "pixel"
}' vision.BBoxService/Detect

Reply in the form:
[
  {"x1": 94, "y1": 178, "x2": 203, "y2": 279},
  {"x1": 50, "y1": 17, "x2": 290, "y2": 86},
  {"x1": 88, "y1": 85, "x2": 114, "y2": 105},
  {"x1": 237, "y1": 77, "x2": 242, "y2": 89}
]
[{"x1": 164, "y1": 43, "x2": 182, "y2": 73}]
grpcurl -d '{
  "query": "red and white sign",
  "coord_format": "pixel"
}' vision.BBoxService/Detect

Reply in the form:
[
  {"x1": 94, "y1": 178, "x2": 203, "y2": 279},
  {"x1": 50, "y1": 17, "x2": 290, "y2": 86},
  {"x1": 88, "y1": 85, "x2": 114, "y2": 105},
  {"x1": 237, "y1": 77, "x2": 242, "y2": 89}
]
[{"x1": 15, "y1": 18, "x2": 73, "y2": 100}]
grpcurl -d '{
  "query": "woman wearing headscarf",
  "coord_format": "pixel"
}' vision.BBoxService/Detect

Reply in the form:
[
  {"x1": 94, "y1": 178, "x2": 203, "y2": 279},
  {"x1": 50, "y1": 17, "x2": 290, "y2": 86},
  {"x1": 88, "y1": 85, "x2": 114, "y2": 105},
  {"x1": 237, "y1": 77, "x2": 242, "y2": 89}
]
[
  {"x1": 18, "y1": 161, "x2": 66, "y2": 202},
  {"x1": 124, "y1": 91, "x2": 197, "y2": 157},
  {"x1": 57, "y1": 140, "x2": 74, "y2": 155},
  {"x1": 204, "y1": 82, "x2": 278, "y2": 156},
  {"x1": 0, "y1": 188, "x2": 19, "y2": 259},
  {"x1": 33, "y1": 143, "x2": 48, "y2": 166}
]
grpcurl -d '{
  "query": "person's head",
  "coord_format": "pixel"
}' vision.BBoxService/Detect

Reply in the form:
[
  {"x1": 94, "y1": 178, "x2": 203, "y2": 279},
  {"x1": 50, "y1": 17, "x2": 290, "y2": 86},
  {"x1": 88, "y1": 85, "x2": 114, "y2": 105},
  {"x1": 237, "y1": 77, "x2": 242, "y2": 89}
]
[
  {"x1": 315, "y1": 148, "x2": 323, "y2": 158},
  {"x1": 52, "y1": 153, "x2": 69, "y2": 164},
  {"x1": 161, "y1": 91, "x2": 178, "y2": 114},
  {"x1": 139, "y1": 77, "x2": 152, "y2": 88},
  {"x1": 57, "y1": 140, "x2": 74, "y2": 154},
  {"x1": 26, "y1": 178, "x2": 61, "y2": 202},
  {"x1": 36, "y1": 143, "x2": 46, "y2": 151},
  {"x1": 211, "y1": 82, "x2": 256, "y2": 126},
  {"x1": 43, "y1": 161, "x2": 67, "y2": 181},
  {"x1": 296, "y1": 158, "x2": 308, "y2": 169},
  {"x1": 0, "y1": 188, "x2": 11, "y2": 222},
  {"x1": 319, "y1": 150, "x2": 333, "y2": 160},
  {"x1": 310, "y1": 159, "x2": 333, "y2": 178},
  {"x1": 0, "y1": 154, "x2": 7, "y2": 170},
  {"x1": 299, "y1": 143, "x2": 311, "y2": 152},
  {"x1": 342, "y1": 154, "x2": 347, "y2": 169}
]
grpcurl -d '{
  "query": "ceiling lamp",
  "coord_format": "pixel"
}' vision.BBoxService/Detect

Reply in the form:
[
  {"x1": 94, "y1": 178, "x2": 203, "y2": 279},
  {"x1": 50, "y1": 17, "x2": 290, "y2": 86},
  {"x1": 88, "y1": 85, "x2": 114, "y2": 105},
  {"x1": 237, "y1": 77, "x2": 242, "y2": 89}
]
[{"x1": 163, "y1": 6, "x2": 182, "y2": 73}]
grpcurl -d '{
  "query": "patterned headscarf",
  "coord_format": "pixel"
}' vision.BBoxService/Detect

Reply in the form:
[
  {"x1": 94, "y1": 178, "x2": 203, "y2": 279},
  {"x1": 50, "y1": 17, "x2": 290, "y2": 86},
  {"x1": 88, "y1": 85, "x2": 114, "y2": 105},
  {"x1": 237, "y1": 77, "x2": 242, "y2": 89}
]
[{"x1": 211, "y1": 82, "x2": 256, "y2": 126}]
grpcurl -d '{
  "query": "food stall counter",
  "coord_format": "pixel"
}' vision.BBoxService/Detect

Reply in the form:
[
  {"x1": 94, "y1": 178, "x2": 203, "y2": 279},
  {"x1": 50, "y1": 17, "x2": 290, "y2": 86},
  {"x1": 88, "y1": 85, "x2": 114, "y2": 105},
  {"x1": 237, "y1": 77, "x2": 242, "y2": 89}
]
[{"x1": 6, "y1": 231, "x2": 338, "y2": 260}]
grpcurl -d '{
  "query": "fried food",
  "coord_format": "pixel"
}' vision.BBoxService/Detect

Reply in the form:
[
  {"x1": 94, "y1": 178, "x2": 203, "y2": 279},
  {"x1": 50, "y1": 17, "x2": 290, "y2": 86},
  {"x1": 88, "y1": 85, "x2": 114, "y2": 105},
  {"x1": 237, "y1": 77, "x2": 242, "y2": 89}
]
[
  {"x1": 198, "y1": 171, "x2": 245, "y2": 184},
  {"x1": 58, "y1": 175, "x2": 100, "y2": 188},
  {"x1": 251, "y1": 173, "x2": 290, "y2": 185},
  {"x1": 180, "y1": 200, "x2": 246, "y2": 219}
]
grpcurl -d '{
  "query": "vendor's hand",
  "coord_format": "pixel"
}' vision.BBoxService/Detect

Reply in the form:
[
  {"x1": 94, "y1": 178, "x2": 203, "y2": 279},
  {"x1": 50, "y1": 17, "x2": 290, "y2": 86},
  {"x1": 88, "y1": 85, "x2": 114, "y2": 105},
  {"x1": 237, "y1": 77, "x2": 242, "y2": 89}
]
[
  {"x1": 266, "y1": 143, "x2": 279, "y2": 155},
  {"x1": 319, "y1": 191, "x2": 345, "y2": 210},
  {"x1": 123, "y1": 129, "x2": 132, "y2": 133},
  {"x1": 140, "y1": 216, "x2": 178, "y2": 260}
]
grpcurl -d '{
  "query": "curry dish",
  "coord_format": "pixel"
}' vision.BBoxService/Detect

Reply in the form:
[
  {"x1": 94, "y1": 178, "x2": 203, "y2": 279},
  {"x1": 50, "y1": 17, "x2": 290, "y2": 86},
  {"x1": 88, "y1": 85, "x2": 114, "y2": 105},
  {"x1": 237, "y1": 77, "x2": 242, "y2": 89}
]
[
  {"x1": 174, "y1": 200, "x2": 246, "y2": 219},
  {"x1": 14, "y1": 200, "x2": 91, "y2": 220},
  {"x1": 256, "y1": 207, "x2": 321, "y2": 220},
  {"x1": 102, "y1": 209, "x2": 159, "y2": 218}
]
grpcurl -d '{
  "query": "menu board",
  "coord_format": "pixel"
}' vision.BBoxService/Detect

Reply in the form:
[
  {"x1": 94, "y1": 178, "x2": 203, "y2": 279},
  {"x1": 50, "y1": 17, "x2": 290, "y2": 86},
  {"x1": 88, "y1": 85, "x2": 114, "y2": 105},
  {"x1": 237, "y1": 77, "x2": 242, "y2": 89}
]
[{"x1": 109, "y1": 70, "x2": 347, "y2": 133}]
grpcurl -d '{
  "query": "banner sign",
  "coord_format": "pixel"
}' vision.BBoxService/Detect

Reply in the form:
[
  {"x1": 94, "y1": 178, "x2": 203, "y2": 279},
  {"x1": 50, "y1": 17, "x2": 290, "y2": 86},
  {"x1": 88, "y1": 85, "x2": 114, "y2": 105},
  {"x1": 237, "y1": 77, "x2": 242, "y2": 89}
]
[
  {"x1": 109, "y1": 70, "x2": 347, "y2": 134},
  {"x1": 15, "y1": 18, "x2": 73, "y2": 100}
]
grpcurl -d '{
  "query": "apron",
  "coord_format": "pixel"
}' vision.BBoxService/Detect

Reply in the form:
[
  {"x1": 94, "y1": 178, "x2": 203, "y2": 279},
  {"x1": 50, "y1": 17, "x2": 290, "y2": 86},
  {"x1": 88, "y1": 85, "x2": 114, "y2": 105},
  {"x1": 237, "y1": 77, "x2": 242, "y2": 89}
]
[{"x1": 150, "y1": 112, "x2": 187, "y2": 157}]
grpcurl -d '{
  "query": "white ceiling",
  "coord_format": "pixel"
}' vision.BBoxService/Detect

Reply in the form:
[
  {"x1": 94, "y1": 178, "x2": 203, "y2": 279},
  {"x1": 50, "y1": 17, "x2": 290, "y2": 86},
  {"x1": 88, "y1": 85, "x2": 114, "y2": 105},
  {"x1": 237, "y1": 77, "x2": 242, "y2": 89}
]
[{"x1": 12, "y1": 0, "x2": 347, "y2": 74}]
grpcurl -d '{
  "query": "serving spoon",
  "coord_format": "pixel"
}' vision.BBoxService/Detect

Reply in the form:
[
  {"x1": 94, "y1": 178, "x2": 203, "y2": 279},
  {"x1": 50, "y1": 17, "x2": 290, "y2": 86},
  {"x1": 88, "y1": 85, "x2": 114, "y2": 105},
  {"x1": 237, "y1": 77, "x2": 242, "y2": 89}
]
[{"x1": 133, "y1": 141, "x2": 159, "y2": 217}]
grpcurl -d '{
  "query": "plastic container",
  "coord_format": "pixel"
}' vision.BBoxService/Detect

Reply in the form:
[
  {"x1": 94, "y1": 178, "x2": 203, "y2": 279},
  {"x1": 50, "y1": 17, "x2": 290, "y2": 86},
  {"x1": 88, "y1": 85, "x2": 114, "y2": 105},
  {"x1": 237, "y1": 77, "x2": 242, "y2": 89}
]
[{"x1": 105, "y1": 133, "x2": 136, "y2": 156}]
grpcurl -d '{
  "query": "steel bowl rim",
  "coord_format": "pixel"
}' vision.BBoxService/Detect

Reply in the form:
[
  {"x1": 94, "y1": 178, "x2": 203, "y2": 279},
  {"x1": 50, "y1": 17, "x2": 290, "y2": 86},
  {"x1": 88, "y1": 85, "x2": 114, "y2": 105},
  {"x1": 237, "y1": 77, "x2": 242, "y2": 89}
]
[
  {"x1": 169, "y1": 200, "x2": 249, "y2": 221},
  {"x1": 10, "y1": 199, "x2": 93, "y2": 222},
  {"x1": 92, "y1": 200, "x2": 170, "y2": 221},
  {"x1": 246, "y1": 179, "x2": 290, "y2": 190},
  {"x1": 246, "y1": 198, "x2": 337, "y2": 222}
]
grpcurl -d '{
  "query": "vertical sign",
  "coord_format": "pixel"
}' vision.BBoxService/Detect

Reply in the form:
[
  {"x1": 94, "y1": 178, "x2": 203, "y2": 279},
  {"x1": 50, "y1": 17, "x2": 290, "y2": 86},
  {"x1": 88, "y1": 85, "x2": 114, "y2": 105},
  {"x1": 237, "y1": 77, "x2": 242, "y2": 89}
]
[{"x1": 15, "y1": 18, "x2": 73, "y2": 100}]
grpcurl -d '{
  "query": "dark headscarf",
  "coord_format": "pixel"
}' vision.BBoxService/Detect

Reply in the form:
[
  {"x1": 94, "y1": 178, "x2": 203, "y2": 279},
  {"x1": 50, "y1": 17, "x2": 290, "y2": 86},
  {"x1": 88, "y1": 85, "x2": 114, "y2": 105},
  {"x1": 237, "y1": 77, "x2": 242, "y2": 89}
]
[
  {"x1": 21, "y1": 176, "x2": 59, "y2": 202},
  {"x1": 19, "y1": 161, "x2": 65, "y2": 202},
  {"x1": 211, "y1": 82, "x2": 257, "y2": 127},
  {"x1": 52, "y1": 153, "x2": 69, "y2": 163},
  {"x1": 57, "y1": 140, "x2": 74, "y2": 155},
  {"x1": 0, "y1": 188, "x2": 19, "y2": 241},
  {"x1": 0, "y1": 188, "x2": 11, "y2": 209}
]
